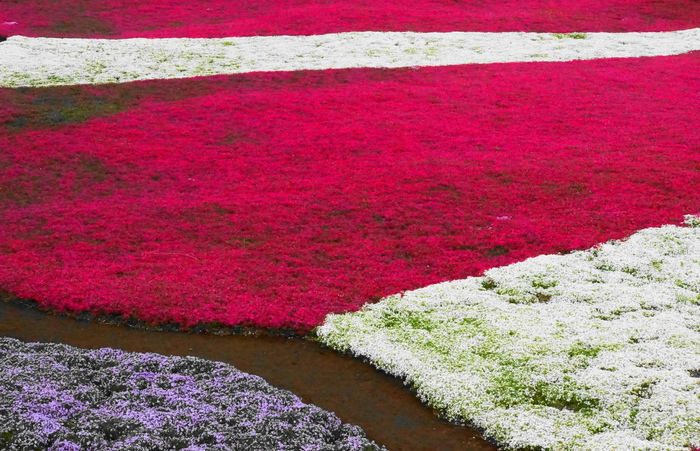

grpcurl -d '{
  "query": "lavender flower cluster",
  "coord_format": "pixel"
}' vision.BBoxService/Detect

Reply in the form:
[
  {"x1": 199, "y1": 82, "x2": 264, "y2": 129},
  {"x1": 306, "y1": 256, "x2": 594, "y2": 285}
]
[{"x1": 0, "y1": 337, "x2": 387, "y2": 451}]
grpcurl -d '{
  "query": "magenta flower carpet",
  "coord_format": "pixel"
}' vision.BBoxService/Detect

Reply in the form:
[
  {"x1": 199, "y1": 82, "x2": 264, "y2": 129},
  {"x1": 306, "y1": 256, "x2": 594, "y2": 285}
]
[{"x1": 2, "y1": 49, "x2": 699, "y2": 334}]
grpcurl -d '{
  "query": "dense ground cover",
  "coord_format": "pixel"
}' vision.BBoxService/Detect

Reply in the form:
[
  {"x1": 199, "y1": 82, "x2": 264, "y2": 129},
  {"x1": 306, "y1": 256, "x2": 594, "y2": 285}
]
[
  {"x1": 2, "y1": 0, "x2": 700, "y2": 39},
  {"x1": 2, "y1": 1, "x2": 699, "y2": 449},
  {"x1": 3, "y1": 31, "x2": 700, "y2": 88},
  {"x1": 1, "y1": 50, "x2": 699, "y2": 333},
  {"x1": 316, "y1": 217, "x2": 700, "y2": 450},
  {"x1": 0, "y1": 336, "x2": 386, "y2": 450}
]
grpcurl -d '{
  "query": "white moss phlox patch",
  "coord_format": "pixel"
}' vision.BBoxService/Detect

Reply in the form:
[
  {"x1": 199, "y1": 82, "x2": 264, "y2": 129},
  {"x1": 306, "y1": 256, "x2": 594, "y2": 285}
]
[
  {"x1": 1, "y1": 28, "x2": 699, "y2": 87},
  {"x1": 314, "y1": 215, "x2": 700, "y2": 451}
]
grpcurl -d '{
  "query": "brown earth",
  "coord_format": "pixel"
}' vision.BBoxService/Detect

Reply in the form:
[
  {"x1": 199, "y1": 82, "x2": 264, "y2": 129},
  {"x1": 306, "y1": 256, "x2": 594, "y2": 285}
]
[{"x1": 0, "y1": 292, "x2": 499, "y2": 451}]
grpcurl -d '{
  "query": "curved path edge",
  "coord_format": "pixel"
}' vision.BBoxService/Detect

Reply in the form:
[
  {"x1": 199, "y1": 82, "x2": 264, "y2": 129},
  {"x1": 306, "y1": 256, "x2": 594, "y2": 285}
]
[{"x1": 0, "y1": 291, "x2": 499, "y2": 451}]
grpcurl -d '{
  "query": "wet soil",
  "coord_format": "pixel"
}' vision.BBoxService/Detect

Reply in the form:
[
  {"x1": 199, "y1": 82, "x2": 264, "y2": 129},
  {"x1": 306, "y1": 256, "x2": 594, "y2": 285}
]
[{"x1": 0, "y1": 292, "x2": 499, "y2": 451}]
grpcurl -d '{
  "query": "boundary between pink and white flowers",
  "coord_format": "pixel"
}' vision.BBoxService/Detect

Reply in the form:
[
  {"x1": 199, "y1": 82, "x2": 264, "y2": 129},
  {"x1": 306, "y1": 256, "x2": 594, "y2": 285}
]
[
  {"x1": 315, "y1": 216, "x2": 700, "y2": 450},
  {"x1": 1, "y1": 29, "x2": 699, "y2": 87}
]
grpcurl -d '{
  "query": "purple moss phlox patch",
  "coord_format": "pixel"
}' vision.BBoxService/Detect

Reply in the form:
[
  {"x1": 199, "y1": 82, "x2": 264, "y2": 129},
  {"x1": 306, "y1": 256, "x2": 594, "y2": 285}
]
[{"x1": 0, "y1": 337, "x2": 385, "y2": 451}]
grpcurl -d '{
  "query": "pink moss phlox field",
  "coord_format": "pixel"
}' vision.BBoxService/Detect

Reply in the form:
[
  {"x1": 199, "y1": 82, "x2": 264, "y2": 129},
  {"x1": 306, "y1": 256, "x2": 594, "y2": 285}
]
[
  {"x1": 1, "y1": 53, "x2": 700, "y2": 333},
  {"x1": 2, "y1": 0, "x2": 700, "y2": 38}
]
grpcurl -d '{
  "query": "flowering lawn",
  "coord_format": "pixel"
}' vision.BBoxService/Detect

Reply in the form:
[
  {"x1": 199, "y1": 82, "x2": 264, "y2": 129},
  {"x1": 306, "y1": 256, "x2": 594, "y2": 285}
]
[{"x1": 1, "y1": 1, "x2": 700, "y2": 450}]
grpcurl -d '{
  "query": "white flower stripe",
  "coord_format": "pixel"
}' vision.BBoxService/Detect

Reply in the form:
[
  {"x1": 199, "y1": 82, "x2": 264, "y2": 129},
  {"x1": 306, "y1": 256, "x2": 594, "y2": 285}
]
[{"x1": 1, "y1": 29, "x2": 699, "y2": 87}]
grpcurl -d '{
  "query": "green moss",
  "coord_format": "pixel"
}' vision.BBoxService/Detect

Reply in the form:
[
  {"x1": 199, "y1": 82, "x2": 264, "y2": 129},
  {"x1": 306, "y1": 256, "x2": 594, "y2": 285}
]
[
  {"x1": 566, "y1": 340, "x2": 622, "y2": 361},
  {"x1": 551, "y1": 33, "x2": 587, "y2": 39},
  {"x1": 379, "y1": 307, "x2": 447, "y2": 332},
  {"x1": 531, "y1": 276, "x2": 558, "y2": 289},
  {"x1": 84, "y1": 60, "x2": 107, "y2": 75},
  {"x1": 568, "y1": 343, "x2": 599, "y2": 359},
  {"x1": 585, "y1": 274, "x2": 605, "y2": 284},
  {"x1": 424, "y1": 46, "x2": 439, "y2": 57},
  {"x1": 676, "y1": 293, "x2": 700, "y2": 305},
  {"x1": 684, "y1": 215, "x2": 700, "y2": 227},
  {"x1": 45, "y1": 75, "x2": 75, "y2": 85},
  {"x1": 481, "y1": 278, "x2": 498, "y2": 290},
  {"x1": 365, "y1": 48, "x2": 391, "y2": 57},
  {"x1": 674, "y1": 279, "x2": 695, "y2": 290},
  {"x1": 595, "y1": 262, "x2": 615, "y2": 271},
  {"x1": 496, "y1": 286, "x2": 522, "y2": 297},
  {"x1": 628, "y1": 379, "x2": 658, "y2": 399},
  {"x1": 489, "y1": 363, "x2": 600, "y2": 413}
]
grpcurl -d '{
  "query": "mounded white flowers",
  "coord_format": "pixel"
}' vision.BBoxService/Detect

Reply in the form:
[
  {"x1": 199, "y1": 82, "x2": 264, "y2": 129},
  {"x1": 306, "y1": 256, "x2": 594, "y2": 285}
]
[
  {"x1": 314, "y1": 215, "x2": 700, "y2": 451},
  {"x1": 2, "y1": 29, "x2": 700, "y2": 87}
]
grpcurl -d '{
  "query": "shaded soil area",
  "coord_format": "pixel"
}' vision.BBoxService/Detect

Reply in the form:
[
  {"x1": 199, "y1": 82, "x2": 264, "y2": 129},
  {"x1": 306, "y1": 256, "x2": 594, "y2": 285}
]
[{"x1": 0, "y1": 292, "x2": 499, "y2": 451}]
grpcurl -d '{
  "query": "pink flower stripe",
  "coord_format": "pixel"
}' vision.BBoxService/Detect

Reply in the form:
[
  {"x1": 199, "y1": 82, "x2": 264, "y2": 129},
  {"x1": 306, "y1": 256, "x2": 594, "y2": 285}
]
[
  {"x1": 1, "y1": 0, "x2": 699, "y2": 38},
  {"x1": 1, "y1": 52, "x2": 699, "y2": 333}
]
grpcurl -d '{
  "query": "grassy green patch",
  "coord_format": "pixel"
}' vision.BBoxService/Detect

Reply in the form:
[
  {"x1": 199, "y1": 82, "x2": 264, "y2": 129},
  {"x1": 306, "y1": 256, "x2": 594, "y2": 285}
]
[
  {"x1": 3, "y1": 86, "x2": 128, "y2": 131},
  {"x1": 551, "y1": 33, "x2": 587, "y2": 40}
]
